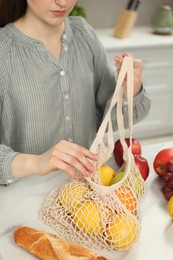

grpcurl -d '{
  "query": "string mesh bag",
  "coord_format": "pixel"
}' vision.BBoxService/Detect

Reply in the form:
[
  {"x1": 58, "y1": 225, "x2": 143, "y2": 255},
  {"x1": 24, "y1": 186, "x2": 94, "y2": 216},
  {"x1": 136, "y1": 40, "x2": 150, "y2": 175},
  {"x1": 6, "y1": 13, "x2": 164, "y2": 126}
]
[{"x1": 39, "y1": 57, "x2": 146, "y2": 252}]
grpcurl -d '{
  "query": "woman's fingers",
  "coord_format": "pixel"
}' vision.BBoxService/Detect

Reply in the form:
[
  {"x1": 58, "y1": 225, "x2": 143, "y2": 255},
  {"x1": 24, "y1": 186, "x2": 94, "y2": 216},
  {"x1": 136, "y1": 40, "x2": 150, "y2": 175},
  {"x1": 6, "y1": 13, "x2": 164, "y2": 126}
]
[
  {"x1": 52, "y1": 149, "x2": 94, "y2": 177},
  {"x1": 53, "y1": 142, "x2": 98, "y2": 178},
  {"x1": 38, "y1": 140, "x2": 98, "y2": 179},
  {"x1": 65, "y1": 141, "x2": 98, "y2": 161},
  {"x1": 51, "y1": 160, "x2": 79, "y2": 179},
  {"x1": 114, "y1": 53, "x2": 143, "y2": 96},
  {"x1": 54, "y1": 141, "x2": 97, "y2": 172}
]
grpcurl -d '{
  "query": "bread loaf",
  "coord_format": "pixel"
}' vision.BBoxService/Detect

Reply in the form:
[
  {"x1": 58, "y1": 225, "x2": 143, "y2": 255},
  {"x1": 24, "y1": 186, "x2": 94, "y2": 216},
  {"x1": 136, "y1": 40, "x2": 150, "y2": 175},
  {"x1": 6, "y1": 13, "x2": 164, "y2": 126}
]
[{"x1": 14, "y1": 226, "x2": 109, "y2": 260}]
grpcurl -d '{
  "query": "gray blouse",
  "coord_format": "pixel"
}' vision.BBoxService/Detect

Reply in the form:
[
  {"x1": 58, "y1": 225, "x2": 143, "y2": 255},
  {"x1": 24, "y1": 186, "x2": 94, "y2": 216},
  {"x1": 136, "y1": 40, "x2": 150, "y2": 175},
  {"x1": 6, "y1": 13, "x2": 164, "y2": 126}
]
[{"x1": 0, "y1": 17, "x2": 151, "y2": 185}]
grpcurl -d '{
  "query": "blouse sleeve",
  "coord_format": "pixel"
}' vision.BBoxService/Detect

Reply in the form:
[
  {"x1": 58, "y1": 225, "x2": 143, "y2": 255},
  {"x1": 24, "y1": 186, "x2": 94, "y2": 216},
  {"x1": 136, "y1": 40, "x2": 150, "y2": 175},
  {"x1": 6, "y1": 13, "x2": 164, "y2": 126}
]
[
  {"x1": 0, "y1": 29, "x2": 19, "y2": 185},
  {"x1": 0, "y1": 145, "x2": 19, "y2": 185}
]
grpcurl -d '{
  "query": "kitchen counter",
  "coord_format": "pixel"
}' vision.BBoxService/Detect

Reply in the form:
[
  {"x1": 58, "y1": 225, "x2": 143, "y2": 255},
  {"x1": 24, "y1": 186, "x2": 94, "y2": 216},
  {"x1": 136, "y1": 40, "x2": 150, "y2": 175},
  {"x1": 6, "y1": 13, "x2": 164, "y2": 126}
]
[
  {"x1": 1, "y1": 140, "x2": 173, "y2": 260},
  {"x1": 95, "y1": 26, "x2": 173, "y2": 50}
]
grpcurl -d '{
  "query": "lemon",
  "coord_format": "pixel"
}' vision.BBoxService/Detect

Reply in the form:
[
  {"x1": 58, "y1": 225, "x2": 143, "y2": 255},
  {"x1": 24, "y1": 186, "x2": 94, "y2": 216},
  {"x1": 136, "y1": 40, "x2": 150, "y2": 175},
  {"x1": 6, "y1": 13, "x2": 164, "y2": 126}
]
[
  {"x1": 167, "y1": 196, "x2": 173, "y2": 220},
  {"x1": 106, "y1": 214, "x2": 140, "y2": 249},
  {"x1": 100, "y1": 165, "x2": 116, "y2": 186},
  {"x1": 73, "y1": 200, "x2": 102, "y2": 235},
  {"x1": 59, "y1": 182, "x2": 88, "y2": 213}
]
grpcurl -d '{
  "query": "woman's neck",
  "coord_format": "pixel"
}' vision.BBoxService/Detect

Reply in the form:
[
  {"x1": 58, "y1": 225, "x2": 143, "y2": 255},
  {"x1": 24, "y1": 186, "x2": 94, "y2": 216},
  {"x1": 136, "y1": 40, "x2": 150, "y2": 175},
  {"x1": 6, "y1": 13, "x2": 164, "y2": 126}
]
[
  {"x1": 14, "y1": 12, "x2": 65, "y2": 45},
  {"x1": 14, "y1": 10, "x2": 66, "y2": 61}
]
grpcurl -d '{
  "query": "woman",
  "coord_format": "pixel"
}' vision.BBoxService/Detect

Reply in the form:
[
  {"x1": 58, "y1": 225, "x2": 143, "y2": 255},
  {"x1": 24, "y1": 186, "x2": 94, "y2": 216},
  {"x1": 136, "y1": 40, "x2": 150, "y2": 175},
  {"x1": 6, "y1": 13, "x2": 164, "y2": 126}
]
[{"x1": 0, "y1": 0, "x2": 150, "y2": 185}]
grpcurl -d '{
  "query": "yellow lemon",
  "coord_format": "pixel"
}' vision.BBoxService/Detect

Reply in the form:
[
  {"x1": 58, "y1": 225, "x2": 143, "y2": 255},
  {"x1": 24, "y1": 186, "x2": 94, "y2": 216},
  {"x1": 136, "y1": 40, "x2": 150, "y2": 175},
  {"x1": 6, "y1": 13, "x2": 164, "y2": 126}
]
[
  {"x1": 167, "y1": 196, "x2": 173, "y2": 220},
  {"x1": 100, "y1": 165, "x2": 116, "y2": 186},
  {"x1": 59, "y1": 182, "x2": 88, "y2": 213},
  {"x1": 73, "y1": 200, "x2": 102, "y2": 235},
  {"x1": 106, "y1": 214, "x2": 140, "y2": 249}
]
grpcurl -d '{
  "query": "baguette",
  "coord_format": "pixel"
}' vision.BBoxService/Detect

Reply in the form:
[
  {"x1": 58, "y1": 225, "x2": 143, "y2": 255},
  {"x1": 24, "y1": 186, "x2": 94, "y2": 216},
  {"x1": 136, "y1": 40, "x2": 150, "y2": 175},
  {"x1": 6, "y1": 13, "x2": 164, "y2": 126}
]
[{"x1": 14, "y1": 226, "x2": 109, "y2": 260}]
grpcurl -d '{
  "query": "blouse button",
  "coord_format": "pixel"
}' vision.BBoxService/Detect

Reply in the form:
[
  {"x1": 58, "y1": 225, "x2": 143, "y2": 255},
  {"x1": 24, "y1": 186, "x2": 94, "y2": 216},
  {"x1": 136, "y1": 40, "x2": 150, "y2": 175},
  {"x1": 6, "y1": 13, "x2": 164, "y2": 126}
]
[
  {"x1": 63, "y1": 34, "x2": 67, "y2": 40},
  {"x1": 64, "y1": 94, "x2": 69, "y2": 100},
  {"x1": 7, "y1": 179, "x2": 13, "y2": 184},
  {"x1": 60, "y1": 70, "x2": 65, "y2": 76},
  {"x1": 64, "y1": 46, "x2": 68, "y2": 52},
  {"x1": 65, "y1": 116, "x2": 70, "y2": 121}
]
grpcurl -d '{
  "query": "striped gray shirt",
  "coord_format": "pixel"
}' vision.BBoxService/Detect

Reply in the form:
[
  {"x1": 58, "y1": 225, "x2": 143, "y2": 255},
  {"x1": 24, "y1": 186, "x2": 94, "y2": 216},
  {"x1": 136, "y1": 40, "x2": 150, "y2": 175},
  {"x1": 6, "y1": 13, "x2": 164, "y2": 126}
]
[{"x1": 0, "y1": 17, "x2": 150, "y2": 185}]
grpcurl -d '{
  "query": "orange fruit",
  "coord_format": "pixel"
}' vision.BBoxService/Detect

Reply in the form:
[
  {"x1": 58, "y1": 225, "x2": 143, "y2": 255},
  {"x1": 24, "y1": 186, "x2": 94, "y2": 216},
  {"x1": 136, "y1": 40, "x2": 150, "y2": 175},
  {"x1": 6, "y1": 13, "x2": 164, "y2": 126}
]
[{"x1": 115, "y1": 188, "x2": 137, "y2": 213}]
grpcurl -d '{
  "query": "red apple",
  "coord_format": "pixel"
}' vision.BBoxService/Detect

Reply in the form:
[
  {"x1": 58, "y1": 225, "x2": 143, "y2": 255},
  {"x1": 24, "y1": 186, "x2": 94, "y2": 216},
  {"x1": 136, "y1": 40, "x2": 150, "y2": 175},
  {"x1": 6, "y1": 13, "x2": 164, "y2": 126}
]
[
  {"x1": 134, "y1": 154, "x2": 150, "y2": 181},
  {"x1": 153, "y1": 148, "x2": 173, "y2": 176},
  {"x1": 114, "y1": 138, "x2": 142, "y2": 167}
]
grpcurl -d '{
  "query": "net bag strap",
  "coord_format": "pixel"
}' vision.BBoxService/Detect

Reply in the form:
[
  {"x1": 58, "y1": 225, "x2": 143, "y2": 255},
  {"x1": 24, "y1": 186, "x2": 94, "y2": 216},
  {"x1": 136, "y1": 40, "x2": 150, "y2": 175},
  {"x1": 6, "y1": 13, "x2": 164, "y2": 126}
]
[
  {"x1": 117, "y1": 57, "x2": 134, "y2": 162},
  {"x1": 90, "y1": 56, "x2": 134, "y2": 157},
  {"x1": 85, "y1": 57, "x2": 134, "y2": 192}
]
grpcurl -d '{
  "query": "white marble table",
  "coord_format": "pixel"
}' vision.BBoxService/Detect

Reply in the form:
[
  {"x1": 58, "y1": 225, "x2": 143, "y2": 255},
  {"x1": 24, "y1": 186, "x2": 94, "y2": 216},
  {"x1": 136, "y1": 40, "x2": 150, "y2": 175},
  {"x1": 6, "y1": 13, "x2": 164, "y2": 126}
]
[{"x1": 1, "y1": 141, "x2": 173, "y2": 260}]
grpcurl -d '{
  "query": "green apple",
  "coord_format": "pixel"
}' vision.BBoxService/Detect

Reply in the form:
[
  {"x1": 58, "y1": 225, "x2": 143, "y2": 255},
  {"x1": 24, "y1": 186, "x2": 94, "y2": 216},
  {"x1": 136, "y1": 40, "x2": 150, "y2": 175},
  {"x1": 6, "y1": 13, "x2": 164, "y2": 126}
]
[
  {"x1": 131, "y1": 175, "x2": 145, "y2": 198},
  {"x1": 110, "y1": 171, "x2": 145, "y2": 198},
  {"x1": 110, "y1": 171, "x2": 125, "y2": 185}
]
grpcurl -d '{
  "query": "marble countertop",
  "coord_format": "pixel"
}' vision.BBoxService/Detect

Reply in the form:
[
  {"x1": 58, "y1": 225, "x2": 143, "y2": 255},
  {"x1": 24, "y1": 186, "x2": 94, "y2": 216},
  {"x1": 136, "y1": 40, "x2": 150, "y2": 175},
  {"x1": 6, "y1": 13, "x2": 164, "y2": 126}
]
[
  {"x1": 1, "y1": 140, "x2": 173, "y2": 260},
  {"x1": 95, "y1": 27, "x2": 173, "y2": 50}
]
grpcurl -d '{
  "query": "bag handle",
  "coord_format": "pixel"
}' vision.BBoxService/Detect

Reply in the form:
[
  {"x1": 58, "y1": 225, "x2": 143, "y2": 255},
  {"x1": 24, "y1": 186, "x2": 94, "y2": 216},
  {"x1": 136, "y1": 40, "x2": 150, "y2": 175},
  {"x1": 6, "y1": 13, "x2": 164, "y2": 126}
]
[
  {"x1": 90, "y1": 56, "x2": 134, "y2": 157},
  {"x1": 116, "y1": 57, "x2": 134, "y2": 162}
]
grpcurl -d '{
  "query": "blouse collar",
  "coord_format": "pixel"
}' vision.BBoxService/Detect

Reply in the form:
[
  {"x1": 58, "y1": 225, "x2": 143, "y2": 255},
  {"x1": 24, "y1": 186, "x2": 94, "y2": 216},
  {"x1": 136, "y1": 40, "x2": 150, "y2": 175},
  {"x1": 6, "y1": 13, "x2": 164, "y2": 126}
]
[{"x1": 5, "y1": 17, "x2": 72, "y2": 48}]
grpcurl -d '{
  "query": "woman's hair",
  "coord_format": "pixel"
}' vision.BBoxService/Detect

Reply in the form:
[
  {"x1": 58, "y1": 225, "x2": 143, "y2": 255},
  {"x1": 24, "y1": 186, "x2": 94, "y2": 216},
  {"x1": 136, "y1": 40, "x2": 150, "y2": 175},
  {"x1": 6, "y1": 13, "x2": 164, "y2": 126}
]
[{"x1": 0, "y1": 0, "x2": 27, "y2": 27}]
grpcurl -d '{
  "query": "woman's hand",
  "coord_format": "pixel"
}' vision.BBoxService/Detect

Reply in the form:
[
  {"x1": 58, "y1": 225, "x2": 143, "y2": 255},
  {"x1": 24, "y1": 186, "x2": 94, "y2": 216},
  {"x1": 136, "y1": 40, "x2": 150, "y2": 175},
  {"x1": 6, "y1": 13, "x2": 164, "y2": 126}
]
[
  {"x1": 114, "y1": 53, "x2": 144, "y2": 96},
  {"x1": 36, "y1": 140, "x2": 98, "y2": 179},
  {"x1": 12, "y1": 140, "x2": 98, "y2": 180}
]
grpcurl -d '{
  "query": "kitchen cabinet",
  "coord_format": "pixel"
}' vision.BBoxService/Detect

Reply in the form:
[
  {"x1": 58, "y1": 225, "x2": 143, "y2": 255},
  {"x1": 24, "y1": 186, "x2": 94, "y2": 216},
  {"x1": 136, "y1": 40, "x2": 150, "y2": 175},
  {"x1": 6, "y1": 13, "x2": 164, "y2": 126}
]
[{"x1": 96, "y1": 26, "x2": 173, "y2": 139}]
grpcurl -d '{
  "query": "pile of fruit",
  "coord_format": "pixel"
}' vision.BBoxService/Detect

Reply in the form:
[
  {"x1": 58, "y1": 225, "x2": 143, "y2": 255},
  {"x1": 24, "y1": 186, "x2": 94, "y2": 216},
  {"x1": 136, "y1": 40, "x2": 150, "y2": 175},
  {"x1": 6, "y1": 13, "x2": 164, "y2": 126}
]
[
  {"x1": 100, "y1": 164, "x2": 144, "y2": 202},
  {"x1": 153, "y1": 148, "x2": 173, "y2": 220},
  {"x1": 57, "y1": 137, "x2": 149, "y2": 250},
  {"x1": 59, "y1": 179, "x2": 140, "y2": 250}
]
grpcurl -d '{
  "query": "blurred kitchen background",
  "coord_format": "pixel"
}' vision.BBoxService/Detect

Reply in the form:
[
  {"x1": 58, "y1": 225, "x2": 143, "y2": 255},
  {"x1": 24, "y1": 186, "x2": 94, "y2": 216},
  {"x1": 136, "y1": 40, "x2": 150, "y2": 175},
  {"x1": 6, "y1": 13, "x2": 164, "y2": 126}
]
[
  {"x1": 74, "y1": 0, "x2": 173, "y2": 145},
  {"x1": 78, "y1": 0, "x2": 173, "y2": 28}
]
